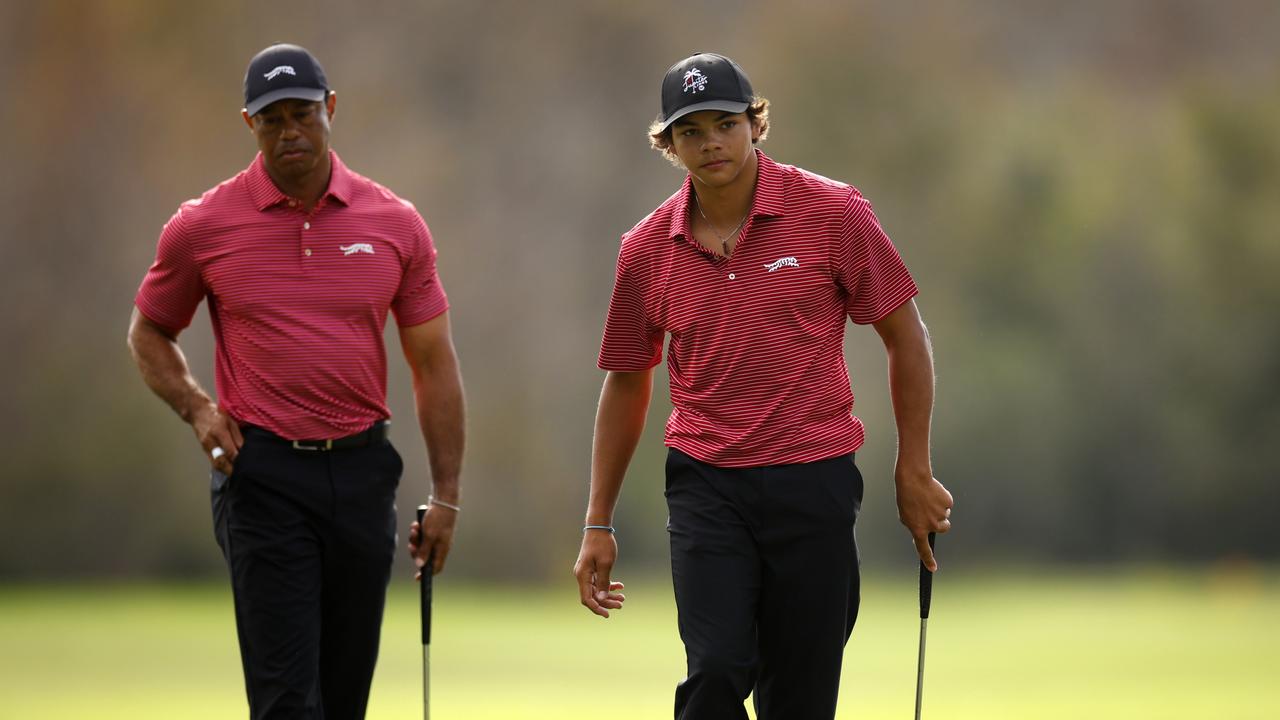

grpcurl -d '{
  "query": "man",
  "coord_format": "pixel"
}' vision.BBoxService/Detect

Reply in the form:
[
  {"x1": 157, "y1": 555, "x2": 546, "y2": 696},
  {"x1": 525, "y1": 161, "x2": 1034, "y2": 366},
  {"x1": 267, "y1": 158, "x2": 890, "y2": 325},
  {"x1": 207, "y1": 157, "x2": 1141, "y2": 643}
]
[
  {"x1": 572, "y1": 53, "x2": 954, "y2": 719},
  {"x1": 128, "y1": 43, "x2": 464, "y2": 719}
]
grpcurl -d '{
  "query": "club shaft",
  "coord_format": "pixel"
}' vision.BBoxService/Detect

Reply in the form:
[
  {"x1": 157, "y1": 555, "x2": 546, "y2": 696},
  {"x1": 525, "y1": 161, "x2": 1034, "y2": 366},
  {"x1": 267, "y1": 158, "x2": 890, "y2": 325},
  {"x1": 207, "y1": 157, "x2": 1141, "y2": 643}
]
[
  {"x1": 423, "y1": 647, "x2": 430, "y2": 720},
  {"x1": 914, "y1": 618, "x2": 928, "y2": 720}
]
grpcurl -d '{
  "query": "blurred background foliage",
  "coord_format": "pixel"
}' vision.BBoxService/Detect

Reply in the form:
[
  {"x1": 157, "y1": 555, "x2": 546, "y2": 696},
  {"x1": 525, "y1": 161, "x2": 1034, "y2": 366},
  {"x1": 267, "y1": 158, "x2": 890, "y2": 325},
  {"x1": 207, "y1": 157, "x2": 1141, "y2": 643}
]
[{"x1": 0, "y1": 0, "x2": 1276, "y2": 580}]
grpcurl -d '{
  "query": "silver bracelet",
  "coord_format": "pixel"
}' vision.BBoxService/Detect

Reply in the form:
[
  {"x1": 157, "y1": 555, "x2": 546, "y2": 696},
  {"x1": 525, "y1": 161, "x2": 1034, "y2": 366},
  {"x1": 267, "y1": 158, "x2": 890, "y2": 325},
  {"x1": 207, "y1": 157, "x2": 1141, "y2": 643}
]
[
  {"x1": 428, "y1": 496, "x2": 461, "y2": 512},
  {"x1": 583, "y1": 525, "x2": 615, "y2": 533}
]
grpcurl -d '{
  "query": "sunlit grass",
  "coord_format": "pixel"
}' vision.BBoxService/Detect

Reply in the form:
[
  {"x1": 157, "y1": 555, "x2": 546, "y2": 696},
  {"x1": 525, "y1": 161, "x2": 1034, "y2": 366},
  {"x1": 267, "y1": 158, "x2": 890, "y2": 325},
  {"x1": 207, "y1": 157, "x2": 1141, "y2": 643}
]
[{"x1": 1, "y1": 567, "x2": 1276, "y2": 719}]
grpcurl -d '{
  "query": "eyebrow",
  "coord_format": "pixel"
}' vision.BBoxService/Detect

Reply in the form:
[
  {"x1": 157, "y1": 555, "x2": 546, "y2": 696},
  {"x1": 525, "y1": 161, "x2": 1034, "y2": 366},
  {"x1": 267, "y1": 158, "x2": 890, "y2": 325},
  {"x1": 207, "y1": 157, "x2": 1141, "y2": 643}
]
[
  {"x1": 256, "y1": 100, "x2": 318, "y2": 118},
  {"x1": 673, "y1": 112, "x2": 738, "y2": 128}
]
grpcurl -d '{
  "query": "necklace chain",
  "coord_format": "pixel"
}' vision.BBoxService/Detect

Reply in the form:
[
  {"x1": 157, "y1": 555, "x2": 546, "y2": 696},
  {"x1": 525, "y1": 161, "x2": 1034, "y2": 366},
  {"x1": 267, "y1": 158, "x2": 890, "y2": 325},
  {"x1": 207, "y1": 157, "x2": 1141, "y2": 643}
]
[{"x1": 694, "y1": 194, "x2": 749, "y2": 257}]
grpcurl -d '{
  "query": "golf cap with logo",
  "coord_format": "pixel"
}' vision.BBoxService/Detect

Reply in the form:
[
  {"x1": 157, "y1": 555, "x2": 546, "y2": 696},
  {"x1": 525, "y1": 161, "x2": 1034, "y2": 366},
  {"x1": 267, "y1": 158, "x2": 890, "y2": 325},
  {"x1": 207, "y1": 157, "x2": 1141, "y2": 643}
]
[
  {"x1": 243, "y1": 43, "x2": 329, "y2": 116},
  {"x1": 658, "y1": 52, "x2": 754, "y2": 131}
]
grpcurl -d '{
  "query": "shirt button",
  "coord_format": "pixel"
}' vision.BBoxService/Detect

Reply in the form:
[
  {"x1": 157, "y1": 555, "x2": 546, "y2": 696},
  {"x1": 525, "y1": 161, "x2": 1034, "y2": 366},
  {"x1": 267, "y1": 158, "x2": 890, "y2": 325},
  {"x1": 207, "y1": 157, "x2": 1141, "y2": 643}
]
[
  {"x1": 304, "y1": 248, "x2": 312, "y2": 257},
  {"x1": 288, "y1": 200, "x2": 297, "y2": 207},
  {"x1": 303, "y1": 222, "x2": 310, "y2": 230},
  {"x1": 728, "y1": 273, "x2": 736, "y2": 280}
]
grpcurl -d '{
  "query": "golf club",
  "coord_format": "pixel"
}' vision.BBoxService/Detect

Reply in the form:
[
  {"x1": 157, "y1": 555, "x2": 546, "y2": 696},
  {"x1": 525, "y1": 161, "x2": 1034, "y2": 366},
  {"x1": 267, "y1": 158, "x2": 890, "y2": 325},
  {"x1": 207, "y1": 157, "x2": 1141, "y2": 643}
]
[
  {"x1": 914, "y1": 532, "x2": 936, "y2": 720},
  {"x1": 416, "y1": 505, "x2": 434, "y2": 720}
]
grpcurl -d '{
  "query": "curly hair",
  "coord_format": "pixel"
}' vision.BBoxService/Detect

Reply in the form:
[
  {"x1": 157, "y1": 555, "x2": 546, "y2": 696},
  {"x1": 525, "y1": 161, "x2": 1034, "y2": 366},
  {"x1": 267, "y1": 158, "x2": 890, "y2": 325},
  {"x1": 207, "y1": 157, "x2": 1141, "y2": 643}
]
[{"x1": 647, "y1": 97, "x2": 771, "y2": 166}]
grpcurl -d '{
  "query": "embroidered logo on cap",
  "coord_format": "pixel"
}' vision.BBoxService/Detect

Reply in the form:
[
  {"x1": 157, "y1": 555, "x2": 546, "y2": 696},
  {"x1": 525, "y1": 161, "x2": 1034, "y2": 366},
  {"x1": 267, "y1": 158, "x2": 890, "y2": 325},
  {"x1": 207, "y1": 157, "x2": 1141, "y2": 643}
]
[
  {"x1": 764, "y1": 256, "x2": 799, "y2": 273},
  {"x1": 264, "y1": 65, "x2": 297, "y2": 81},
  {"x1": 340, "y1": 243, "x2": 375, "y2": 256},
  {"x1": 683, "y1": 68, "x2": 709, "y2": 94}
]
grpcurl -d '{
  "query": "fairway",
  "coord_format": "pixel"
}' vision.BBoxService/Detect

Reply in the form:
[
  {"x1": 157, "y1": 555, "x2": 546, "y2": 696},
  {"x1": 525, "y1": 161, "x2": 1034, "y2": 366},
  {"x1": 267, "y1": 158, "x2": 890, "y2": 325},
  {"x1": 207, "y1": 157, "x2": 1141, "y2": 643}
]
[{"x1": 1, "y1": 568, "x2": 1276, "y2": 719}]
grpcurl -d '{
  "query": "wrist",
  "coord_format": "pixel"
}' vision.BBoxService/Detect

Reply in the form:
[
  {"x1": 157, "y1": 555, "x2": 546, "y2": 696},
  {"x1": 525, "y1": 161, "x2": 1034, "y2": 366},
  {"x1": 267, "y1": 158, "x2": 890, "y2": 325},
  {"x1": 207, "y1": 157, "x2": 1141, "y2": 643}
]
[
  {"x1": 430, "y1": 483, "x2": 459, "y2": 506},
  {"x1": 430, "y1": 496, "x2": 460, "y2": 509},
  {"x1": 428, "y1": 495, "x2": 461, "y2": 513},
  {"x1": 182, "y1": 395, "x2": 216, "y2": 425},
  {"x1": 894, "y1": 463, "x2": 934, "y2": 484}
]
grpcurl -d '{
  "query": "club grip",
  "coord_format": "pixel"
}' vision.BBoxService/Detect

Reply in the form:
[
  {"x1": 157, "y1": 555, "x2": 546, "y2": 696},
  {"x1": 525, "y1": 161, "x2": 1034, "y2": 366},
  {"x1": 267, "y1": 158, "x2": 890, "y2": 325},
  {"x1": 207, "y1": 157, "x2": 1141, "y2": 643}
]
[
  {"x1": 919, "y1": 532, "x2": 936, "y2": 619},
  {"x1": 416, "y1": 505, "x2": 434, "y2": 645}
]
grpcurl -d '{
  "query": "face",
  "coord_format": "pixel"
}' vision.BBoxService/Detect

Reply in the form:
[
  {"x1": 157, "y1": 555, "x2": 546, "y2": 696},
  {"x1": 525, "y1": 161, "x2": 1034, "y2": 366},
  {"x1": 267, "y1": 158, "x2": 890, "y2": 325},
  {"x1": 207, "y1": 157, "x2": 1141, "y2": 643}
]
[
  {"x1": 241, "y1": 94, "x2": 336, "y2": 181},
  {"x1": 670, "y1": 110, "x2": 761, "y2": 189}
]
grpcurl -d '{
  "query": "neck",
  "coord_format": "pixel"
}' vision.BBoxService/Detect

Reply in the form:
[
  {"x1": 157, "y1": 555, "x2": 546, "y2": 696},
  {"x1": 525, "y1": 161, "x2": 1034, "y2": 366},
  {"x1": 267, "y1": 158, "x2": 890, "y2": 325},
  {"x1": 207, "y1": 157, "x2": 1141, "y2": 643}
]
[
  {"x1": 265, "y1": 151, "x2": 332, "y2": 211},
  {"x1": 690, "y1": 150, "x2": 759, "y2": 226}
]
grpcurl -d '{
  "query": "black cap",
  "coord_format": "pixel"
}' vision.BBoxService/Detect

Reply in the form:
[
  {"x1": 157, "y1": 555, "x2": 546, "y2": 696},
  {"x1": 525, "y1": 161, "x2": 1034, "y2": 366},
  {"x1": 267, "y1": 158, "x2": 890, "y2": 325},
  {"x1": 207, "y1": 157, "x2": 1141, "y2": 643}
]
[
  {"x1": 243, "y1": 43, "x2": 329, "y2": 116},
  {"x1": 658, "y1": 52, "x2": 754, "y2": 132}
]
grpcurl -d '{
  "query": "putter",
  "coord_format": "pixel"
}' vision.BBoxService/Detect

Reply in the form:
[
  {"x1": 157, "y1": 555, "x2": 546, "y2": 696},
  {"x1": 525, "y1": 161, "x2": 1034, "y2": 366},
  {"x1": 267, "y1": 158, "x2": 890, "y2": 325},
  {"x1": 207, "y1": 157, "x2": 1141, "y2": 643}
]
[
  {"x1": 416, "y1": 505, "x2": 435, "y2": 720},
  {"x1": 914, "y1": 532, "x2": 936, "y2": 720}
]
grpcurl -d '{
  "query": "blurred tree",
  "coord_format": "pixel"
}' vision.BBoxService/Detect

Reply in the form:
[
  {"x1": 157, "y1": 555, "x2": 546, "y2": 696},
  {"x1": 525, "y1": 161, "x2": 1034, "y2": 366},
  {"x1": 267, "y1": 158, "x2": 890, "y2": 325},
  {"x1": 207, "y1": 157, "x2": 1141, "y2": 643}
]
[{"x1": 1, "y1": 0, "x2": 1276, "y2": 578}]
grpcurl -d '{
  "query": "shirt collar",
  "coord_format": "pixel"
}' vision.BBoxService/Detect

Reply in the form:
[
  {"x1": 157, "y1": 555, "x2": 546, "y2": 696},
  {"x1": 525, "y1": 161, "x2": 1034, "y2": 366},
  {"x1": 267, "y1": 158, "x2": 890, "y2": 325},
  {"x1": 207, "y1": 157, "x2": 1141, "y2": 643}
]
[
  {"x1": 751, "y1": 150, "x2": 787, "y2": 218},
  {"x1": 246, "y1": 149, "x2": 353, "y2": 211},
  {"x1": 668, "y1": 149, "x2": 786, "y2": 242}
]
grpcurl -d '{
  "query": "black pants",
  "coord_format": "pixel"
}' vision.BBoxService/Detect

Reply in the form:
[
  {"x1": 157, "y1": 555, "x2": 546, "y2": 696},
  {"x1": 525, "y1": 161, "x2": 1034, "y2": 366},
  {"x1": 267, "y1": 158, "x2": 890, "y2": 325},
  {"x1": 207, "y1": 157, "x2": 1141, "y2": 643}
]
[
  {"x1": 665, "y1": 448, "x2": 863, "y2": 720},
  {"x1": 211, "y1": 432, "x2": 402, "y2": 720}
]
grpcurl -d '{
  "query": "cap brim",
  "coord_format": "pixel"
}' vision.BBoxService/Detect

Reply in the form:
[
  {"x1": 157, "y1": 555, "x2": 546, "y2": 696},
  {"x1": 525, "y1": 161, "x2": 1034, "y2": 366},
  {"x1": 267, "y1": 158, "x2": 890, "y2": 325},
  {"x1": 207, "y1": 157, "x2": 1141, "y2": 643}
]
[
  {"x1": 659, "y1": 100, "x2": 751, "y2": 131},
  {"x1": 245, "y1": 87, "x2": 327, "y2": 116}
]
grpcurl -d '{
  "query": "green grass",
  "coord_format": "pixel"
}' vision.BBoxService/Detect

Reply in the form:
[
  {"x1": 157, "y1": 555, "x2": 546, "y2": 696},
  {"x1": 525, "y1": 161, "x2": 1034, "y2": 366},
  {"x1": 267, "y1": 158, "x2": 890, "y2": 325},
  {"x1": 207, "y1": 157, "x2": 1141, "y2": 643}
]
[{"x1": 1, "y1": 568, "x2": 1277, "y2": 719}]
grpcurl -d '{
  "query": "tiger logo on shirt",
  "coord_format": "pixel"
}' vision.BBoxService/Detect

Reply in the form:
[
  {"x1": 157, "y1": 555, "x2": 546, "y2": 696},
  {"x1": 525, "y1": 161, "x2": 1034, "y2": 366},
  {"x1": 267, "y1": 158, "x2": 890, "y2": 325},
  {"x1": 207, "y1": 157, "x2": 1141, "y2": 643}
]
[
  {"x1": 340, "y1": 243, "x2": 375, "y2": 256},
  {"x1": 763, "y1": 256, "x2": 799, "y2": 273}
]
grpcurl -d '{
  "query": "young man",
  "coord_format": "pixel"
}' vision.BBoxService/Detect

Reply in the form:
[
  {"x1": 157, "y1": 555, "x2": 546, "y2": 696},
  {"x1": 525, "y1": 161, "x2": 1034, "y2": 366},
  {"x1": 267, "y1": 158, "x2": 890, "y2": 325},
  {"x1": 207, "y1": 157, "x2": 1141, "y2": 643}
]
[
  {"x1": 128, "y1": 44, "x2": 464, "y2": 719},
  {"x1": 573, "y1": 52, "x2": 954, "y2": 719}
]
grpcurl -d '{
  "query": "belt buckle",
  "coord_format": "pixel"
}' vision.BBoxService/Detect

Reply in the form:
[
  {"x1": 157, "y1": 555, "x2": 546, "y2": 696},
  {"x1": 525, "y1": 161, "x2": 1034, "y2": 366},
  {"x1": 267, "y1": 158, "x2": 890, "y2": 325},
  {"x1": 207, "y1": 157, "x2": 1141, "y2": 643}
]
[{"x1": 291, "y1": 439, "x2": 333, "y2": 451}]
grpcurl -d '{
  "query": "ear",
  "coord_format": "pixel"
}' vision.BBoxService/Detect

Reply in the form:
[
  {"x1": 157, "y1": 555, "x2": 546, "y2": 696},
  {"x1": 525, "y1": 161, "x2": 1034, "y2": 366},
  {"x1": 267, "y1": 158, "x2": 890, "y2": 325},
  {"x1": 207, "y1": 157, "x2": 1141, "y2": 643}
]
[
  {"x1": 325, "y1": 91, "x2": 337, "y2": 121},
  {"x1": 242, "y1": 109, "x2": 254, "y2": 132}
]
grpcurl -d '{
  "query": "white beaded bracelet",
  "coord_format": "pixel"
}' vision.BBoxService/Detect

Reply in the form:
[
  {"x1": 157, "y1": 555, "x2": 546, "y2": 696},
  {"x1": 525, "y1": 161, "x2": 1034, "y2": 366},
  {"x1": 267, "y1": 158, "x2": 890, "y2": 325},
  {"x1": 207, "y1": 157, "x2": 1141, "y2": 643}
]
[{"x1": 428, "y1": 496, "x2": 461, "y2": 512}]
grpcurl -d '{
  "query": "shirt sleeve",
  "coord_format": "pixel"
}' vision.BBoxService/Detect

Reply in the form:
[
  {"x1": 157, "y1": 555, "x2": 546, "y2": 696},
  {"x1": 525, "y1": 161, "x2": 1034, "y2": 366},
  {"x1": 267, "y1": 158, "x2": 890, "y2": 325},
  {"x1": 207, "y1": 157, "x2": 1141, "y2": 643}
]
[
  {"x1": 835, "y1": 190, "x2": 918, "y2": 324},
  {"x1": 598, "y1": 243, "x2": 663, "y2": 371},
  {"x1": 134, "y1": 207, "x2": 207, "y2": 333},
  {"x1": 392, "y1": 211, "x2": 450, "y2": 327}
]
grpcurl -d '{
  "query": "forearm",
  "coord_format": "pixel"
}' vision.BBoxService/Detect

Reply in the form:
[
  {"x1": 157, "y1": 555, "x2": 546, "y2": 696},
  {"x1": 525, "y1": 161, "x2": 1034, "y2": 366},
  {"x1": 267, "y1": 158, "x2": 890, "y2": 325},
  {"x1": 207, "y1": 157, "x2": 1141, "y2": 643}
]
[
  {"x1": 888, "y1": 336, "x2": 934, "y2": 473},
  {"x1": 585, "y1": 370, "x2": 653, "y2": 525},
  {"x1": 878, "y1": 307, "x2": 936, "y2": 475},
  {"x1": 411, "y1": 352, "x2": 466, "y2": 504},
  {"x1": 127, "y1": 308, "x2": 213, "y2": 424}
]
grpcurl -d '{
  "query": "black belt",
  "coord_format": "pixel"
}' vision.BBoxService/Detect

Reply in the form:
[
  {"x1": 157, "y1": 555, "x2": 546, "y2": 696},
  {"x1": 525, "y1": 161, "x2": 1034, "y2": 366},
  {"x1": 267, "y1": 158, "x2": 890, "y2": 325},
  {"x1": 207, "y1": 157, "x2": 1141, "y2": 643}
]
[{"x1": 243, "y1": 420, "x2": 391, "y2": 451}]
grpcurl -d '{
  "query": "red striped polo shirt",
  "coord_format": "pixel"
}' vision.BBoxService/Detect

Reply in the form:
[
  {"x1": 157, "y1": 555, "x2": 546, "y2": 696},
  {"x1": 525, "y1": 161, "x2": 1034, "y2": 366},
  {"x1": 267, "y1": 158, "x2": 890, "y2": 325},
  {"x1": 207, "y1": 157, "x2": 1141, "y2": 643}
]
[
  {"x1": 136, "y1": 151, "x2": 448, "y2": 440},
  {"x1": 599, "y1": 150, "x2": 917, "y2": 467}
]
